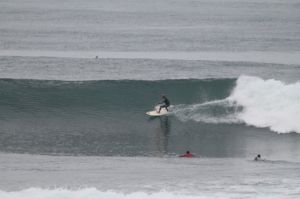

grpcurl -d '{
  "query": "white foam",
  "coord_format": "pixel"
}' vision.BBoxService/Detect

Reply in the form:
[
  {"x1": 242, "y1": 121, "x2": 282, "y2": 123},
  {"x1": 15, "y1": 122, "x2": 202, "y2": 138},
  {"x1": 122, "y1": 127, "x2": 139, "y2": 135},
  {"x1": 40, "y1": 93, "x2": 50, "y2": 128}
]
[
  {"x1": 174, "y1": 76, "x2": 300, "y2": 133},
  {"x1": 228, "y1": 76, "x2": 300, "y2": 133},
  {"x1": 0, "y1": 187, "x2": 295, "y2": 199}
]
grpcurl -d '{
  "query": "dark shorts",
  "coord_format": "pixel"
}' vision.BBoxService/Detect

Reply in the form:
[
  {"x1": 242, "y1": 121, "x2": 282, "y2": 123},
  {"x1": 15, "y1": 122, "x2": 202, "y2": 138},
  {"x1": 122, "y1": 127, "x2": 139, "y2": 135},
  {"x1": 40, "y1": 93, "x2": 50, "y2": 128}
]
[{"x1": 160, "y1": 104, "x2": 169, "y2": 109}]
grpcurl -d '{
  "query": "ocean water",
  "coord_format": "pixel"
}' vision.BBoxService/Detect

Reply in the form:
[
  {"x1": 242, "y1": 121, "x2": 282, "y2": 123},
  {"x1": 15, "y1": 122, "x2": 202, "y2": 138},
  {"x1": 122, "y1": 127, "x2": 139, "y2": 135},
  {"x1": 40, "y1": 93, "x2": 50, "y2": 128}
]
[{"x1": 0, "y1": 0, "x2": 300, "y2": 198}]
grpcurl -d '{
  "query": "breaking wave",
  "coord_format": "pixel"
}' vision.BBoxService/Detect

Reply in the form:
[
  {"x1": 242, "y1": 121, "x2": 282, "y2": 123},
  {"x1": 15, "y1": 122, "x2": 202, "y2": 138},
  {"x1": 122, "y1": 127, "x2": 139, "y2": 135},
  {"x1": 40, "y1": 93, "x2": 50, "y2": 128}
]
[{"x1": 173, "y1": 76, "x2": 300, "y2": 134}]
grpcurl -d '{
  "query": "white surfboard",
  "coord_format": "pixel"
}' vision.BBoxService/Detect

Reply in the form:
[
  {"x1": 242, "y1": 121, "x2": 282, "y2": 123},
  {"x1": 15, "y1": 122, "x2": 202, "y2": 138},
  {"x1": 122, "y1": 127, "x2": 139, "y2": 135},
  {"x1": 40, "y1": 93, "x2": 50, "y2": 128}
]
[
  {"x1": 146, "y1": 110, "x2": 169, "y2": 116},
  {"x1": 146, "y1": 105, "x2": 169, "y2": 116}
]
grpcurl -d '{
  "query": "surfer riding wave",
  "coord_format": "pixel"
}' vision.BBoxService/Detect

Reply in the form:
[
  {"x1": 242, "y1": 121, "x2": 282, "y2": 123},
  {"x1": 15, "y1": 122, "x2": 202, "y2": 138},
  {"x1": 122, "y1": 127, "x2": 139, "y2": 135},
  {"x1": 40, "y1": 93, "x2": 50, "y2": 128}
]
[{"x1": 157, "y1": 95, "x2": 170, "y2": 113}]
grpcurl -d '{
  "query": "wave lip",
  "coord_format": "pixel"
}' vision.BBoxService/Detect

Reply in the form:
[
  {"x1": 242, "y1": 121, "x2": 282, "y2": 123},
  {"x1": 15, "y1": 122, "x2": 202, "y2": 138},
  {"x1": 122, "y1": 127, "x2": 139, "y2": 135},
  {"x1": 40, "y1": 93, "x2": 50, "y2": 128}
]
[{"x1": 228, "y1": 75, "x2": 300, "y2": 134}]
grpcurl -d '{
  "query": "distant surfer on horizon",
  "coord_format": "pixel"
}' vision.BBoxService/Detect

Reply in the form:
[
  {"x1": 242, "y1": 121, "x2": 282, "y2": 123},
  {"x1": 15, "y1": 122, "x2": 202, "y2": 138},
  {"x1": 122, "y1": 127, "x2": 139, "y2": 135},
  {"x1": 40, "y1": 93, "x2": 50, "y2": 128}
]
[
  {"x1": 180, "y1": 151, "x2": 194, "y2": 158},
  {"x1": 157, "y1": 95, "x2": 170, "y2": 113}
]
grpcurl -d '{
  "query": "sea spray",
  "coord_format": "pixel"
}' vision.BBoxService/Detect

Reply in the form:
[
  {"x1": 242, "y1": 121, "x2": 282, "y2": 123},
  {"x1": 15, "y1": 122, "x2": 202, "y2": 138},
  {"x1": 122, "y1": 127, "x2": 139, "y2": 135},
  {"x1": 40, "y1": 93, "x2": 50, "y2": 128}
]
[{"x1": 172, "y1": 99, "x2": 242, "y2": 124}]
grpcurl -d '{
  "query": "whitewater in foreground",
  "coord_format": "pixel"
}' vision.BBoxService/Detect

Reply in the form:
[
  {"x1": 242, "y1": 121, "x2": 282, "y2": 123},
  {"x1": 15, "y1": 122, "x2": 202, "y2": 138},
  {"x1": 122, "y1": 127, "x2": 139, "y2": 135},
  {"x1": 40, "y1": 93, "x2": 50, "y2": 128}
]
[{"x1": 1, "y1": 153, "x2": 300, "y2": 199}]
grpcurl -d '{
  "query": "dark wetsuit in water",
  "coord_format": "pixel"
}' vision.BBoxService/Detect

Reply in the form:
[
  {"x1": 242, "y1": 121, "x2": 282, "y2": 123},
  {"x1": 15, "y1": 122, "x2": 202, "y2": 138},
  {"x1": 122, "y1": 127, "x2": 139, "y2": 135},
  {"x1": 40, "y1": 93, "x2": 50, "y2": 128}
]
[{"x1": 159, "y1": 97, "x2": 170, "y2": 112}]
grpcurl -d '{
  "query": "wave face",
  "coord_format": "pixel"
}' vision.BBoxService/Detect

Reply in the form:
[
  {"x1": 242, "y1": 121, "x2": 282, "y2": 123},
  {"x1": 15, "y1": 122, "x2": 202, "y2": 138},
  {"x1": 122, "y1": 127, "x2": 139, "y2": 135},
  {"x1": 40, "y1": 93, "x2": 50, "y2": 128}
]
[
  {"x1": 0, "y1": 78, "x2": 233, "y2": 114},
  {"x1": 0, "y1": 78, "x2": 235, "y2": 155},
  {"x1": 0, "y1": 76, "x2": 299, "y2": 156}
]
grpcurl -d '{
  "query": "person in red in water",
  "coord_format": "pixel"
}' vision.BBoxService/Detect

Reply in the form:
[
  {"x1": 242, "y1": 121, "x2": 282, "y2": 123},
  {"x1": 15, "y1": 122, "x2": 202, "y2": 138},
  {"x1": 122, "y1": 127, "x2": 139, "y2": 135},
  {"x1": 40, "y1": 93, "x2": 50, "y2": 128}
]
[{"x1": 180, "y1": 151, "x2": 194, "y2": 158}]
